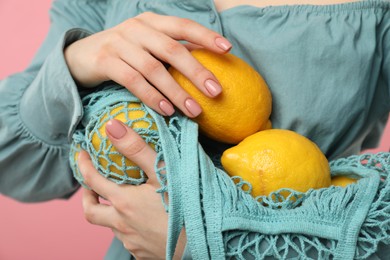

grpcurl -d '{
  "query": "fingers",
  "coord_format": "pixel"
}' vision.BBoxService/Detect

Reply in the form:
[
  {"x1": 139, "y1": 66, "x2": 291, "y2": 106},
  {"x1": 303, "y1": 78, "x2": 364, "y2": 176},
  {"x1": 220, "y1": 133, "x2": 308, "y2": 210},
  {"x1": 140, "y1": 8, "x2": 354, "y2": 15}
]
[
  {"x1": 183, "y1": 42, "x2": 203, "y2": 52},
  {"x1": 133, "y1": 24, "x2": 224, "y2": 98},
  {"x1": 79, "y1": 134, "x2": 169, "y2": 258},
  {"x1": 113, "y1": 43, "x2": 202, "y2": 117},
  {"x1": 105, "y1": 119, "x2": 159, "y2": 185},
  {"x1": 103, "y1": 57, "x2": 175, "y2": 116},
  {"x1": 82, "y1": 188, "x2": 116, "y2": 228},
  {"x1": 78, "y1": 118, "x2": 160, "y2": 192},
  {"x1": 78, "y1": 150, "x2": 124, "y2": 201},
  {"x1": 138, "y1": 12, "x2": 232, "y2": 53},
  {"x1": 114, "y1": 13, "x2": 231, "y2": 117},
  {"x1": 66, "y1": 12, "x2": 232, "y2": 118}
]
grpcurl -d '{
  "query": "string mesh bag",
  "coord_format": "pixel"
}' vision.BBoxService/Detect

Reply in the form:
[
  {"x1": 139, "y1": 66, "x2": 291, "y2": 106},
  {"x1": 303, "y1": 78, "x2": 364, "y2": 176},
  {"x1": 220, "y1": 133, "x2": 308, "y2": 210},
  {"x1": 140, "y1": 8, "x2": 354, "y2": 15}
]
[
  {"x1": 153, "y1": 113, "x2": 390, "y2": 259},
  {"x1": 69, "y1": 83, "x2": 390, "y2": 259},
  {"x1": 69, "y1": 84, "x2": 164, "y2": 189}
]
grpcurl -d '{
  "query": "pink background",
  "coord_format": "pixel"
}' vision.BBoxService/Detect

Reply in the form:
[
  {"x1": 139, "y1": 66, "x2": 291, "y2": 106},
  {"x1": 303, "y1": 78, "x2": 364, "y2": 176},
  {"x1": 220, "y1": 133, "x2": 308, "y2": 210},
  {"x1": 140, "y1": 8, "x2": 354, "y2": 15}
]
[
  {"x1": 0, "y1": 1, "x2": 389, "y2": 260},
  {"x1": 0, "y1": 1, "x2": 113, "y2": 260}
]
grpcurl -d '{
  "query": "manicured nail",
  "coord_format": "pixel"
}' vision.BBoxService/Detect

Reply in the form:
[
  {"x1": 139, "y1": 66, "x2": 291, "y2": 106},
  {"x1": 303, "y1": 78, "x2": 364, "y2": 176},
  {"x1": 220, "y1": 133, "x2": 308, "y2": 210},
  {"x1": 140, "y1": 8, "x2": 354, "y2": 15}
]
[
  {"x1": 105, "y1": 119, "x2": 127, "y2": 139},
  {"x1": 215, "y1": 37, "x2": 232, "y2": 51},
  {"x1": 185, "y1": 98, "x2": 202, "y2": 117},
  {"x1": 159, "y1": 100, "x2": 175, "y2": 116},
  {"x1": 205, "y1": 79, "x2": 222, "y2": 97}
]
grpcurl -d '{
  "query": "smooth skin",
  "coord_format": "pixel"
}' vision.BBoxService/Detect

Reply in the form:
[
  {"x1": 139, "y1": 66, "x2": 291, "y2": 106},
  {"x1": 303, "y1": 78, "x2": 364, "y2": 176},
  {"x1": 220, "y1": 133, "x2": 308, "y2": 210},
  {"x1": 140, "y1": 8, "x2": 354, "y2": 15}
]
[
  {"x1": 78, "y1": 119, "x2": 184, "y2": 259},
  {"x1": 64, "y1": 12, "x2": 232, "y2": 118},
  {"x1": 68, "y1": 11, "x2": 233, "y2": 259},
  {"x1": 75, "y1": 0, "x2": 361, "y2": 258}
]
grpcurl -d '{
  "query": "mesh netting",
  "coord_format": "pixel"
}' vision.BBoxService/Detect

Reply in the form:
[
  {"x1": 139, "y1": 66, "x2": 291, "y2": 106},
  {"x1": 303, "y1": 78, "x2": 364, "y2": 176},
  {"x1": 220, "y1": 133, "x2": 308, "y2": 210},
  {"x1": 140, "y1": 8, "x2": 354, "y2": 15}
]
[
  {"x1": 224, "y1": 232, "x2": 337, "y2": 259},
  {"x1": 70, "y1": 85, "x2": 162, "y2": 184},
  {"x1": 69, "y1": 85, "x2": 389, "y2": 259},
  {"x1": 220, "y1": 152, "x2": 390, "y2": 259},
  {"x1": 69, "y1": 85, "x2": 172, "y2": 209}
]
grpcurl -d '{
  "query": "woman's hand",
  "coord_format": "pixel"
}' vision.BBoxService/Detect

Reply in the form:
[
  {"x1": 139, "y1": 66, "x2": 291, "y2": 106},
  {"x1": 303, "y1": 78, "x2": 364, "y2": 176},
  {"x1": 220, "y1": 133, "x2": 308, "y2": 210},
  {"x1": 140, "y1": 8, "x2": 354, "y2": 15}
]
[
  {"x1": 77, "y1": 119, "x2": 186, "y2": 259},
  {"x1": 65, "y1": 12, "x2": 232, "y2": 118}
]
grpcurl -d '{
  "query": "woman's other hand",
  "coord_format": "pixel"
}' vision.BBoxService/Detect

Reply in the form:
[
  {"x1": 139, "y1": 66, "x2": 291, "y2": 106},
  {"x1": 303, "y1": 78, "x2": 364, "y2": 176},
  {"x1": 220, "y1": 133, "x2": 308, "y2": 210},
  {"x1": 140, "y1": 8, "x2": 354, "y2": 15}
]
[
  {"x1": 77, "y1": 119, "x2": 186, "y2": 259},
  {"x1": 65, "y1": 12, "x2": 232, "y2": 118}
]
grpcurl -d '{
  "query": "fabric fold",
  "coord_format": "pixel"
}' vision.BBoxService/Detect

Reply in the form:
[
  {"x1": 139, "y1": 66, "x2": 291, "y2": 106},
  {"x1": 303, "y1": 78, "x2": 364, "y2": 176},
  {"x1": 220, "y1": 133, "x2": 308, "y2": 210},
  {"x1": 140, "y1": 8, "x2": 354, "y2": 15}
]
[{"x1": 150, "y1": 106, "x2": 389, "y2": 259}]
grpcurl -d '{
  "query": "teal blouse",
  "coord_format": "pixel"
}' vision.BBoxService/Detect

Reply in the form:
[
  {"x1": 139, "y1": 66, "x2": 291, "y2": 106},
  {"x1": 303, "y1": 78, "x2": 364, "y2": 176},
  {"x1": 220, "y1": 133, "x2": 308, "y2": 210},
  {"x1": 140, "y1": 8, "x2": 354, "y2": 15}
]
[{"x1": 0, "y1": 0, "x2": 389, "y2": 259}]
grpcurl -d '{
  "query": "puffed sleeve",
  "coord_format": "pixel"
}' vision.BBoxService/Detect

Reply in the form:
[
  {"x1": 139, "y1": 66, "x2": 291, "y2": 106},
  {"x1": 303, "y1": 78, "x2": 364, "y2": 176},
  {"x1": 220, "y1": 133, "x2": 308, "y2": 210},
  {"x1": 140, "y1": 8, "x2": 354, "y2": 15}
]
[
  {"x1": 384, "y1": 10, "x2": 390, "y2": 111},
  {"x1": 0, "y1": 0, "x2": 108, "y2": 202}
]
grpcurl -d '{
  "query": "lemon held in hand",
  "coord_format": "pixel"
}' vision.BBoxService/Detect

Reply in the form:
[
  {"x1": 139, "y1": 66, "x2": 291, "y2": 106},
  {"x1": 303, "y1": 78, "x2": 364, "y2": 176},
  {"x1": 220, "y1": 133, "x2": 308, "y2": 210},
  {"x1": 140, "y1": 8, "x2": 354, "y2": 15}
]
[
  {"x1": 221, "y1": 129, "x2": 331, "y2": 197},
  {"x1": 169, "y1": 49, "x2": 272, "y2": 144},
  {"x1": 89, "y1": 102, "x2": 157, "y2": 180}
]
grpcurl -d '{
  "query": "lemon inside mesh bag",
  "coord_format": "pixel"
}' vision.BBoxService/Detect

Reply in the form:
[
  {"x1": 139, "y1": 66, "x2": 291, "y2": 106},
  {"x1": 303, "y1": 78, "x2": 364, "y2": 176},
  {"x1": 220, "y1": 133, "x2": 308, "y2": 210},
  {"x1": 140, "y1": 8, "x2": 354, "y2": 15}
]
[{"x1": 70, "y1": 86, "x2": 160, "y2": 187}]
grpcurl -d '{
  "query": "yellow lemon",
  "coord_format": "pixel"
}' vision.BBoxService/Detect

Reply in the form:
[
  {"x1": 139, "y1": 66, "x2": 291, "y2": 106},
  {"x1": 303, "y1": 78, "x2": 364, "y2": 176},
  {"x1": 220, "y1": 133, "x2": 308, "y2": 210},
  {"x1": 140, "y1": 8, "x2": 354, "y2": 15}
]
[
  {"x1": 90, "y1": 102, "x2": 157, "y2": 179},
  {"x1": 221, "y1": 129, "x2": 331, "y2": 197},
  {"x1": 169, "y1": 49, "x2": 272, "y2": 144},
  {"x1": 331, "y1": 175, "x2": 358, "y2": 187}
]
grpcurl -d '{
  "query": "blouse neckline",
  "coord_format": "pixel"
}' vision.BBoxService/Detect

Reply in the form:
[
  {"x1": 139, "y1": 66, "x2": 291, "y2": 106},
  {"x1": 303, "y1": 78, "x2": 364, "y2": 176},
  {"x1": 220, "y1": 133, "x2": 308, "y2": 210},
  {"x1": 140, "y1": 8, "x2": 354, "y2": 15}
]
[{"x1": 207, "y1": 0, "x2": 387, "y2": 15}]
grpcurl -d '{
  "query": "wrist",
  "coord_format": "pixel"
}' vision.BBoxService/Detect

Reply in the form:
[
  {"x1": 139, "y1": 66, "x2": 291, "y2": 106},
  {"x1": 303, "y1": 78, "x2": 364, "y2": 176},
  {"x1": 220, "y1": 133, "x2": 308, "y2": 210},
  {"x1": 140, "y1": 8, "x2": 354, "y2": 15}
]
[{"x1": 63, "y1": 30, "x2": 103, "y2": 88}]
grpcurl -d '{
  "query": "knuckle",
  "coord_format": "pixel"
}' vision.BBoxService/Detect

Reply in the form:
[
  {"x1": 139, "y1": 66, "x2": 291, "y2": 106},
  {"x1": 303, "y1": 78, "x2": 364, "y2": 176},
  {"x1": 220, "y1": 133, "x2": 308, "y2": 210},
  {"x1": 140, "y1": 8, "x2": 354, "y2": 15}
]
[
  {"x1": 107, "y1": 32, "x2": 123, "y2": 45},
  {"x1": 123, "y1": 242, "x2": 138, "y2": 254},
  {"x1": 177, "y1": 18, "x2": 194, "y2": 37},
  {"x1": 83, "y1": 207, "x2": 96, "y2": 224},
  {"x1": 179, "y1": 18, "x2": 194, "y2": 29},
  {"x1": 81, "y1": 168, "x2": 93, "y2": 185},
  {"x1": 112, "y1": 198, "x2": 128, "y2": 212},
  {"x1": 112, "y1": 197, "x2": 134, "y2": 217},
  {"x1": 132, "y1": 12, "x2": 159, "y2": 28},
  {"x1": 113, "y1": 220, "x2": 132, "y2": 235},
  {"x1": 170, "y1": 89, "x2": 189, "y2": 103},
  {"x1": 122, "y1": 71, "x2": 143, "y2": 86},
  {"x1": 94, "y1": 35, "x2": 121, "y2": 64},
  {"x1": 94, "y1": 49, "x2": 110, "y2": 65},
  {"x1": 119, "y1": 18, "x2": 146, "y2": 36},
  {"x1": 141, "y1": 87, "x2": 162, "y2": 105},
  {"x1": 100, "y1": 33, "x2": 122, "y2": 53},
  {"x1": 131, "y1": 250, "x2": 143, "y2": 258},
  {"x1": 136, "y1": 11, "x2": 155, "y2": 20},
  {"x1": 122, "y1": 138, "x2": 148, "y2": 158},
  {"x1": 114, "y1": 221, "x2": 126, "y2": 233},
  {"x1": 142, "y1": 59, "x2": 164, "y2": 77},
  {"x1": 192, "y1": 65, "x2": 213, "y2": 80},
  {"x1": 164, "y1": 40, "x2": 185, "y2": 56},
  {"x1": 123, "y1": 15, "x2": 143, "y2": 27},
  {"x1": 122, "y1": 241, "x2": 131, "y2": 251}
]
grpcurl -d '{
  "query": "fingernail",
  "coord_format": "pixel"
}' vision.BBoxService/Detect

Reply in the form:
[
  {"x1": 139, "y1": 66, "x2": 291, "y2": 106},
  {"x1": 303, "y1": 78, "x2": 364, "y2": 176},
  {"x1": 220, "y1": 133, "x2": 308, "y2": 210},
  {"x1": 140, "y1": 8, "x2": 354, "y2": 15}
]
[
  {"x1": 185, "y1": 98, "x2": 202, "y2": 117},
  {"x1": 215, "y1": 37, "x2": 232, "y2": 51},
  {"x1": 205, "y1": 79, "x2": 222, "y2": 97},
  {"x1": 159, "y1": 100, "x2": 175, "y2": 116},
  {"x1": 105, "y1": 119, "x2": 127, "y2": 139}
]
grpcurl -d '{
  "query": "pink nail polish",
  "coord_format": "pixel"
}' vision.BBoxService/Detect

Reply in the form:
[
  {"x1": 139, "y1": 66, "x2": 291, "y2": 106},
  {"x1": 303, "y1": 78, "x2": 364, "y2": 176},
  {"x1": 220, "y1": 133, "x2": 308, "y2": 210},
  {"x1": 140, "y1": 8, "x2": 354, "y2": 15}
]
[
  {"x1": 159, "y1": 100, "x2": 175, "y2": 116},
  {"x1": 185, "y1": 98, "x2": 202, "y2": 117},
  {"x1": 215, "y1": 37, "x2": 232, "y2": 51},
  {"x1": 105, "y1": 119, "x2": 127, "y2": 139},
  {"x1": 205, "y1": 79, "x2": 222, "y2": 97}
]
